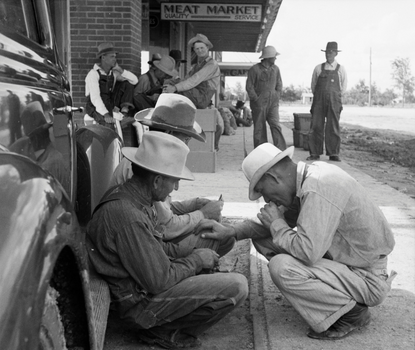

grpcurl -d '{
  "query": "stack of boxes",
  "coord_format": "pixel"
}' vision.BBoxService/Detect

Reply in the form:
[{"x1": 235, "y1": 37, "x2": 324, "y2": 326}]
[{"x1": 292, "y1": 113, "x2": 311, "y2": 151}]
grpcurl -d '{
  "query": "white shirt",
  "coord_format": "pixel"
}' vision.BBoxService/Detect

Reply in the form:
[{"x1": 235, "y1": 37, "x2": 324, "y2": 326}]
[{"x1": 311, "y1": 60, "x2": 347, "y2": 95}]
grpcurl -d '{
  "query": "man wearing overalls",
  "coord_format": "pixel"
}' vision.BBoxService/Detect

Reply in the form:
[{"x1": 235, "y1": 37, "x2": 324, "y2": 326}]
[{"x1": 307, "y1": 42, "x2": 347, "y2": 162}]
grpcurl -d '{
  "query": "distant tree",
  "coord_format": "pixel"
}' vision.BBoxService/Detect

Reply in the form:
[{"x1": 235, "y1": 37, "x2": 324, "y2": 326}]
[
  {"x1": 230, "y1": 81, "x2": 245, "y2": 100},
  {"x1": 391, "y1": 57, "x2": 415, "y2": 106},
  {"x1": 343, "y1": 80, "x2": 369, "y2": 105},
  {"x1": 281, "y1": 84, "x2": 302, "y2": 102}
]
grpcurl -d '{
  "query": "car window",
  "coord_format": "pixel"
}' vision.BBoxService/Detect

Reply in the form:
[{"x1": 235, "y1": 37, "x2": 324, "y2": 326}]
[{"x1": 0, "y1": 0, "x2": 40, "y2": 43}]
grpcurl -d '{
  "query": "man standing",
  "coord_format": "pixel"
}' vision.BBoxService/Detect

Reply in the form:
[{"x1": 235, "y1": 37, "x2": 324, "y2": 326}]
[
  {"x1": 85, "y1": 42, "x2": 138, "y2": 129},
  {"x1": 87, "y1": 131, "x2": 248, "y2": 348},
  {"x1": 133, "y1": 55, "x2": 178, "y2": 111},
  {"x1": 197, "y1": 143, "x2": 396, "y2": 340},
  {"x1": 307, "y1": 42, "x2": 348, "y2": 161},
  {"x1": 163, "y1": 34, "x2": 220, "y2": 109},
  {"x1": 246, "y1": 46, "x2": 286, "y2": 149}
]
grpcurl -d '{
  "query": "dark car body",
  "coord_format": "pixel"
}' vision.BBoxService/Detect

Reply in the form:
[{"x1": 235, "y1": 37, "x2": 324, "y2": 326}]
[{"x1": 0, "y1": 1, "x2": 121, "y2": 349}]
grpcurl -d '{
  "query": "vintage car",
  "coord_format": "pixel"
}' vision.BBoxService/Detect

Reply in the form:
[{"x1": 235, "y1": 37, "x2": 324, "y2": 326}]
[{"x1": 0, "y1": 1, "x2": 121, "y2": 349}]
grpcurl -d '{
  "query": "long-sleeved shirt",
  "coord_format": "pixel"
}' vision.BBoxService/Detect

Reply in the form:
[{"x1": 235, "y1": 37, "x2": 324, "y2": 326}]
[
  {"x1": 236, "y1": 161, "x2": 394, "y2": 270},
  {"x1": 175, "y1": 56, "x2": 220, "y2": 93},
  {"x1": 86, "y1": 178, "x2": 204, "y2": 300},
  {"x1": 85, "y1": 63, "x2": 138, "y2": 116},
  {"x1": 246, "y1": 61, "x2": 282, "y2": 102},
  {"x1": 110, "y1": 158, "x2": 205, "y2": 239},
  {"x1": 311, "y1": 60, "x2": 347, "y2": 94},
  {"x1": 134, "y1": 68, "x2": 162, "y2": 102}
]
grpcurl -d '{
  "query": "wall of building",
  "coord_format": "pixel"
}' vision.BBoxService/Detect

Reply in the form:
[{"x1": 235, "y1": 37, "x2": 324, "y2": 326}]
[{"x1": 69, "y1": 0, "x2": 143, "y2": 108}]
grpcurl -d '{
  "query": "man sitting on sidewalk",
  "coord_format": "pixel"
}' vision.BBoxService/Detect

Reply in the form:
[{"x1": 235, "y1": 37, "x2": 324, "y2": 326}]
[
  {"x1": 196, "y1": 143, "x2": 396, "y2": 340},
  {"x1": 87, "y1": 131, "x2": 248, "y2": 348},
  {"x1": 111, "y1": 94, "x2": 233, "y2": 257}
]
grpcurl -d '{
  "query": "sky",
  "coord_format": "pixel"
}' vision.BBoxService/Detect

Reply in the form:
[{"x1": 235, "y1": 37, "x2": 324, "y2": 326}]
[{"x1": 223, "y1": 0, "x2": 415, "y2": 93}]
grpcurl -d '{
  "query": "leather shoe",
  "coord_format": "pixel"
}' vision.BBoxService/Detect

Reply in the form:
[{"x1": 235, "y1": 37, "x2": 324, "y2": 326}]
[
  {"x1": 307, "y1": 303, "x2": 371, "y2": 340},
  {"x1": 329, "y1": 156, "x2": 341, "y2": 162},
  {"x1": 306, "y1": 155, "x2": 320, "y2": 161}
]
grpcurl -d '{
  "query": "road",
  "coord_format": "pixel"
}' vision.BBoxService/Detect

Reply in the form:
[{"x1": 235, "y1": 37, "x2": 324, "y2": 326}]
[{"x1": 279, "y1": 104, "x2": 415, "y2": 136}]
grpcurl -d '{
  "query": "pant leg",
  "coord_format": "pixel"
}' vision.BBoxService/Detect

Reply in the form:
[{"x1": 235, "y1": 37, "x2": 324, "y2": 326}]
[
  {"x1": 308, "y1": 94, "x2": 327, "y2": 156},
  {"x1": 133, "y1": 93, "x2": 156, "y2": 111},
  {"x1": 113, "y1": 81, "x2": 135, "y2": 112},
  {"x1": 325, "y1": 94, "x2": 342, "y2": 156},
  {"x1": 129, "y1": 273, "x2": 248, "y2": 337},
  {"x1": 267, "y1": 99, "x2": 287, "y2": 150},
  {"x1": 268, "y1": 254, "x2": 392, "y2": 333},
  {"x1": 251, "y1": 103, "x2": 268, "y2": 148}
]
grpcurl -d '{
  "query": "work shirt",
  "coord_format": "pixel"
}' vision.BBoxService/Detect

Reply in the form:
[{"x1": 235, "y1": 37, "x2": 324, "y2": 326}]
[
  {"x1": 85, "y1": 63, "x2": 138, "y2": 116},
  {"x1": 175, "y1": 56, "x2": 220, "y2": 93},
  {"x1": 236, "y1": 161, "x2": 394, "y2": 270},
  {"x1": 86, "y1": 178, "x2": 204, "y2": 300},
  {"x1": 134, "y1": 68, "x2": 162, "y2": 102},
  {"x1": 311, "y1": 60, "x2": 347, "y2": 94}
]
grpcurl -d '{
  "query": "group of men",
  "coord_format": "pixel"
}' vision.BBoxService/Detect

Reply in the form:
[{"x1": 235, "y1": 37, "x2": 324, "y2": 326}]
[{"x1": 86, "y1": 97, "x2": 396, "y2": 349}]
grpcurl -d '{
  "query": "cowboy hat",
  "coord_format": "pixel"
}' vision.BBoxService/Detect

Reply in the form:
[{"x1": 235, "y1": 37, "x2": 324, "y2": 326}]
[
  {"x1": 242, "y1": 144, "x2": 294, "y2": 200},
  {"x1": 322, "y1": 42, "x2": 341, "y2": 52},
  {"x1": 134, "y1": 94, "x2": 206, "y2": 142},
  {"x1": 148, "y1": 53, "x2": 162, "y2": 65},
  {"x1": 122, "y1": 131, "x2": 194, "y2": 180},
  {"x1": 235, "y1": 100, "x2": 245, "y2": 109},
  {"x1": 21, "y1": 101, "x2": 53, "y2": 136},
  {"x1": 188, "y1": 33, "x2": 213, "y2": 49},
  {"x1": 153, "y1": 56, "x2": 178, "y2": 77},
  {"x1": 97, "y1": 42, "x2": 118, "y2": 58},
  {"x1": 169, "y1": 49, "x2": 187, "y2": 63},
  {"x1": 259, "y1": 46, "x2": 280, "y2": 59}
]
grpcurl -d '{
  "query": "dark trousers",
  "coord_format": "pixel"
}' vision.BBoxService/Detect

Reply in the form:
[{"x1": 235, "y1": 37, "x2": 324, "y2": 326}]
[{"x1": 308, "y1": 92, "x2": 342, "y2": 156}]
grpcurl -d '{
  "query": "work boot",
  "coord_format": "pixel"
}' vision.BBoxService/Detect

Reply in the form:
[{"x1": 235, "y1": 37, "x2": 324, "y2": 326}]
[
  {"x1": 307, "y1": 303, "x2": 371, "y2": 340},
  {"x1": 306, "y1": 155, "x2": 320, "y2": 161}
]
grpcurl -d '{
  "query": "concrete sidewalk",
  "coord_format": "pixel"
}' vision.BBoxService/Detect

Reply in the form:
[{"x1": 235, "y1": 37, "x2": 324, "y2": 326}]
[{"x1": 175, "y1": 119, "x2": 415, "y2": 349}]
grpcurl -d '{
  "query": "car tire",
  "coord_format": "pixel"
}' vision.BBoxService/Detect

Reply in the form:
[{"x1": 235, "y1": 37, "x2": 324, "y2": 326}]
[{"x1": 38, "y1": 286, "x2": 68, "y2": 350}]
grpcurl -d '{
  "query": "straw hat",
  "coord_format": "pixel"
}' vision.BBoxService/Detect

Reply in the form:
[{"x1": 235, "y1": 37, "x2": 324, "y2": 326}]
[
  {"x1": 259, "y1": 46, "x2": 280, "y2": 59},
  {"x1": 153, "y1": 56, "x2": 178, "y2": 77},
  {"x1": 97, "y1": 42, "x2": 118, "y2": 58},
  {"x1": 148, "y1": 53, "x2": 162, "y2": 65},
  {"x1": 134, "y1": 94, "x2": 206, "y2": 142},
  {"x1": 122, "y1": 131, "x2": 194, "y2": 180},
  {"x1": 242, "y1": 144, "x2": 294, "y2": 200},
  {"x1": 188, "y1": 33, "x2": 213, "y2": 49}
]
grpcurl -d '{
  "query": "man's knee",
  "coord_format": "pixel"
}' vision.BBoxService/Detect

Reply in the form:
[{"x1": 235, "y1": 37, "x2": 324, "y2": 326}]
[
  {"x1": 227, "y1": 273, "x2": 249, "y2": 306},
  {"x1": 268, "y1": 254, "x2": 298, "y2": 289}
]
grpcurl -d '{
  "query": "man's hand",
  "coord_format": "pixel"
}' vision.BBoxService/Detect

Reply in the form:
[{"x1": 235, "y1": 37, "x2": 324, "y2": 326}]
[
  {"x1": 195, "y1": 219, "x2": 235, "y2": 241},
  {"x1": 257, "y1": 202, "x2": 285, "y2": 230},
  {"x1": 163, "y1": 84, "x2": 176, "y2": 93},
  {"x1": 199, "y1": 200, "x2": 223, "y2": 221},
  {"x1": 112, "y1": 63, "x2": 124, "y2": 75},
  {"x1": 104, "y1": 113, "x2": 114, "y2": 124},
  {"x1": 192, "y1": 248, "x2": 219, "y2": 270}
]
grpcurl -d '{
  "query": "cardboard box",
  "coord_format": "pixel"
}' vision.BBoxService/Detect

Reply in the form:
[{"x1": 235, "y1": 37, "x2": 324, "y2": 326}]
[{"x1": 186, "y1": 151, "x2": 216, "y2": 173}]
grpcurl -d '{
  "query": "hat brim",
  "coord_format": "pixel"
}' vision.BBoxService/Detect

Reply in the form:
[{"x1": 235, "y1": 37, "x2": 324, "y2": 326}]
[
  {"x1": 248, "y1": 146, "x2": 295, "y2": 200},
  {"x1": 153, "y1": 61, "x2": 178, "y2": 77},
  {"x1": 97, "y1": 50, "x2": 118, "y2": 58},
  {"x1": 188, "y1": 38, "x2": 213, "y2": 49},
  {"x1": 321, "y1": 49, "x2": 341, "y2": 52},
  {"x1": 122, "y1": 147, "x2": 194, "y2": 181},
  {"x1": 134, "y1": 109, "x2": 206, "y2": 142}
]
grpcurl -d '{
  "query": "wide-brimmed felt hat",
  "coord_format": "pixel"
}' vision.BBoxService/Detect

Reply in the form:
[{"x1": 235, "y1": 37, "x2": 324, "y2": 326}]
[
  {"x1": 148, "y1": 53, "x2": 162, "y2": 65},
  {"x1": 322, "y1": 42, "x2": 341, "y2": 52},
  {"x1": 21, "y1": 101, "x2": 53, "y2": 136},
  {"x1": 169, "y1": 49, "x2": 187, "y2": 63},
  {"x1": 122, "y1": 131, "x2": 194, "y2": 181},
  {"x1": 259, "y1": 46, "x2": 280, "y2": 59},
  {"x1": 188, "y1": 33, "x2": 213, "y2": 49},
  {"x1": 134, "y1": 94, "x2": 206, "y2": 142},
  {"x1": 242, "y1": 144, "x2": 294, "y2": 200},
  {"x1": 97, "y1": 42, "x2": 118, "y2": 58},
  {"x1": 235, "y1": 100, "x2": 245, "y2": 109},
  {"x1": 153, "y1": 56, "x2": 178, "y2": 77}
]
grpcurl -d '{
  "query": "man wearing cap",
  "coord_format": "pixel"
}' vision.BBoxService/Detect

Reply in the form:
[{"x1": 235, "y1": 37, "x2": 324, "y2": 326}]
[
  {"x1": 230, "y1": 100, "x2": 252, "y2": 127},
  {"x1": 85, "y1": 42, "x2": 138, "y2": 128},
  {"x1": 246, "y1": 46, "x2": 286, "y2": 150},
  {"x1": 87, "y1": 131, "x2": 248, "y2": 348},
  {"x1": 133, "y1": 55, "x2": 178, "y2": 111},
  {"x1": 307, "y1": 42, "x2": 348, "y2": 162},
  {"x1": 197, "y1": 143, "x2": 396, "y2": 340},
  {"x1": 111, "y1": 94, "x2": 234, "y2": 257},
  {"x1": 163, "y1": 34, "x2": 220, "y2": 109}
]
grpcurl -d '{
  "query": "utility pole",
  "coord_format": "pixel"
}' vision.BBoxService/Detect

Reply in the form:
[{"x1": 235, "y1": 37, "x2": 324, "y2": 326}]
[{"x1": 369, "y1": 47, "x2": 372, "y2": 107}]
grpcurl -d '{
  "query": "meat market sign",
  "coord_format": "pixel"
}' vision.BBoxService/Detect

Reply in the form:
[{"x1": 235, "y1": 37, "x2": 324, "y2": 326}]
[{"x1": 160, "y1": 3, "x2": 262, "y2": 22}]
